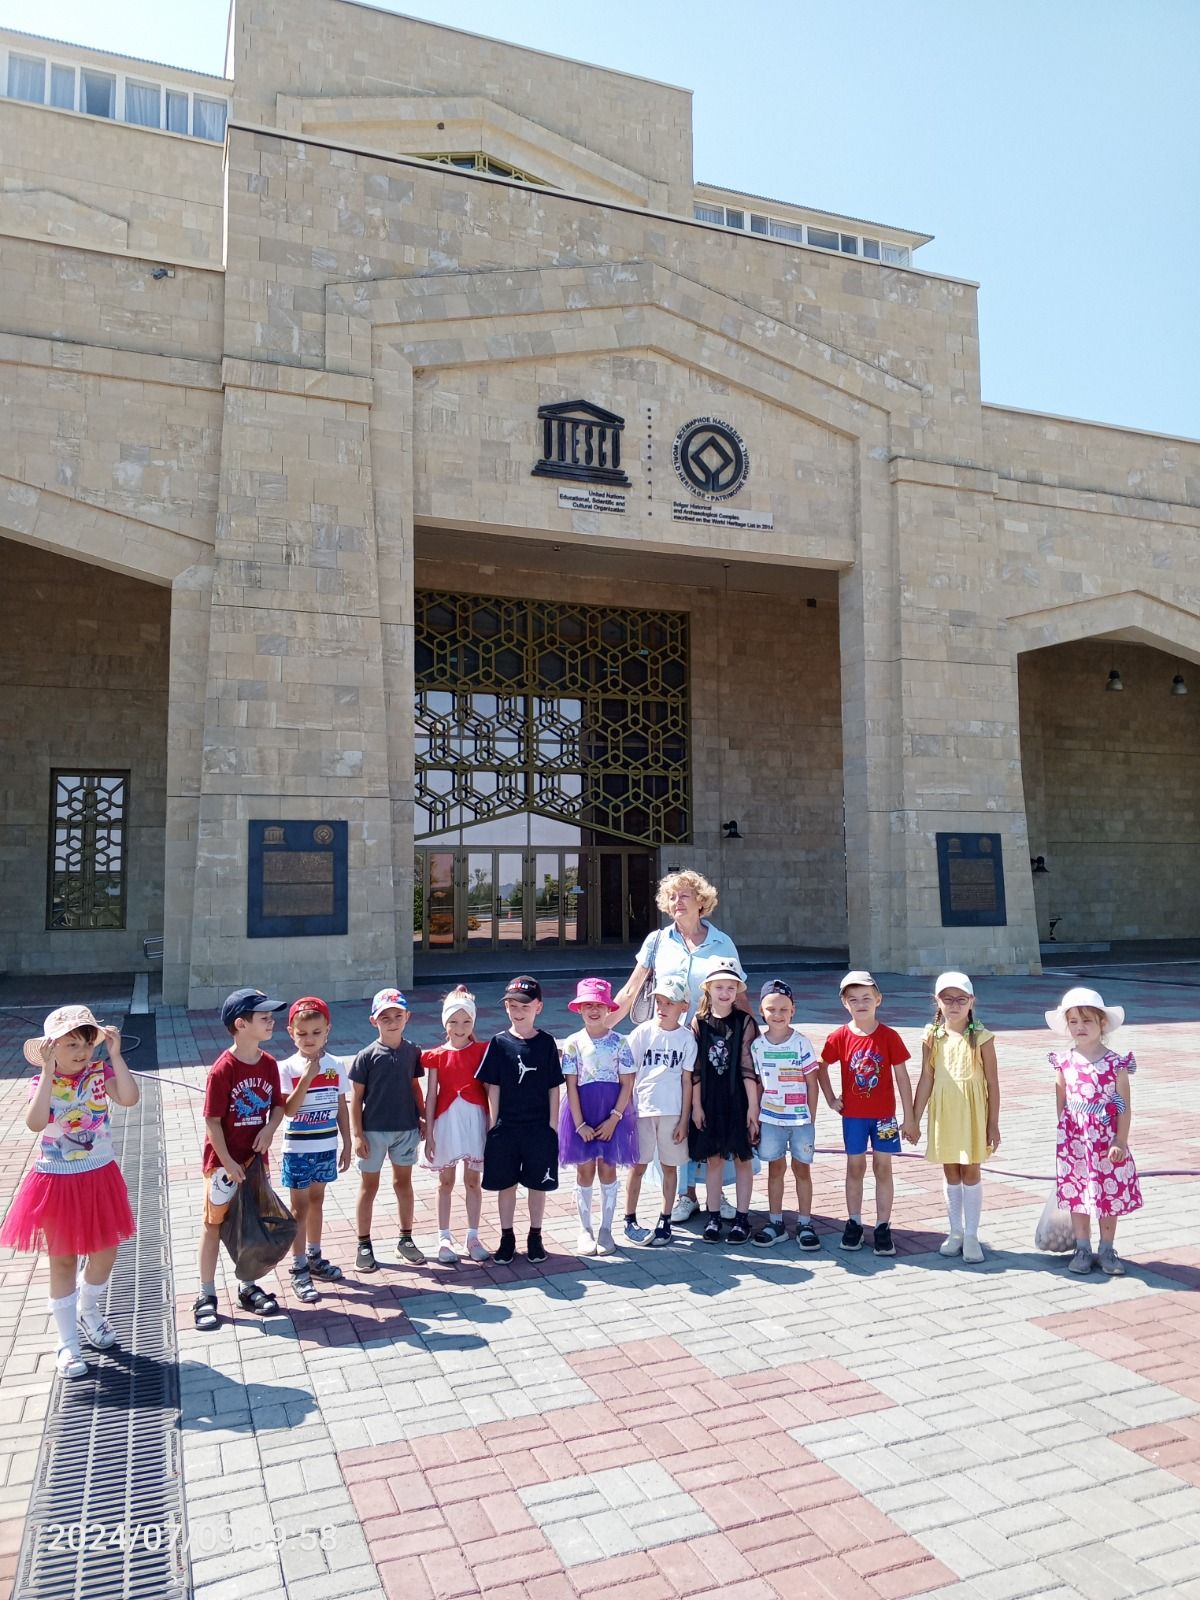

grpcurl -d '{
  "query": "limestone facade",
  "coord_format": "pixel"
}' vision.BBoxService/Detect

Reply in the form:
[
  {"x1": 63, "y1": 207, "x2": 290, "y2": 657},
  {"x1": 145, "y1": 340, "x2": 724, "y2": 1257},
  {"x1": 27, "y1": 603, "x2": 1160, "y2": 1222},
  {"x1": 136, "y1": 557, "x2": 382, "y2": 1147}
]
[{"x1": 0, "y1": 1, "x2": 1197, "y2": 1003}]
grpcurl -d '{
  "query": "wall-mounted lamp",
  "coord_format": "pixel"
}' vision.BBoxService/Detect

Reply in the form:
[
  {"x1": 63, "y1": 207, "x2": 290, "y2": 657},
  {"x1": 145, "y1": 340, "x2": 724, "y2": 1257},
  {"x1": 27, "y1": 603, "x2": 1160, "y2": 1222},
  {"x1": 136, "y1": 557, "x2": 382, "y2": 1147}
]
[
  {"x1": 721, "y1": 820, "x2": 742, "y2": 840},
  {"x1": 1030, "y1": 855, "x2": 1048, "y2": 874},
  {"x1": 1106, "y1": 669, "x2": 1124, "y2": 691},
  {"x1": 1172, "y1": 674, "x2": 1189, "y2": 696}
]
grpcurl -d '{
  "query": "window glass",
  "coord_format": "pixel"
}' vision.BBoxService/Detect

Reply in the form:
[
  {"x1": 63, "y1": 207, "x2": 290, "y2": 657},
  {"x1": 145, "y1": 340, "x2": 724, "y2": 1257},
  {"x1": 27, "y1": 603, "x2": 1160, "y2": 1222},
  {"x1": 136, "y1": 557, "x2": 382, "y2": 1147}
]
[
  {"x1": 768, "y1": 219, "x2": 804, "y2": 242},
  {"x1": 50, "y1": 64, "x2": 75, "y2": 109},
  {"x1": 81, "y1": 69, "x2": 115, "y2": 117},
  {"x1": 749, "y1": 213, "x2": 768, "y2": 234},
  {"x1": 881, "y1": 242, "x2": 910, "y2": 266},
  {"x1": 165, "y1": 89, "x2": 188, "y2": 133},
  {"x1": 840, "y1": 234, "x2": 859, "y2": 253},
  {"x1": 693, "y1": 203, "x2": 724, "y2": 224},
  {"x1": 7, "y1": 55, "x2": 46, "y2": 103},
  {"x1": 807, "y1": 227, "x2": 839, "y2": 251},
  {"x1": 125, "y1": 80, "x2": 160, "y2": 127},
  {"x1": 861, "y1": 237, "x2": 881, "y2": 260},
  {"x1": 193, "y1": 95, "x2": 227, "y2": 141},
  {"x1": 723, "y1": 209, "x2": 744, "y2": 229}
]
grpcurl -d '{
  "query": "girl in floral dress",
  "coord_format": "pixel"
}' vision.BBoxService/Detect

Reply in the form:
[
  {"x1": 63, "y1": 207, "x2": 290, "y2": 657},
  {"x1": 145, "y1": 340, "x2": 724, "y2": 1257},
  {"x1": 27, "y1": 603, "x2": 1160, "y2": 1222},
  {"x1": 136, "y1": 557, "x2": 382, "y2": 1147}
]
[{"x1": 1046, "y1": 986, "x2": 1141, "y2": 1276}]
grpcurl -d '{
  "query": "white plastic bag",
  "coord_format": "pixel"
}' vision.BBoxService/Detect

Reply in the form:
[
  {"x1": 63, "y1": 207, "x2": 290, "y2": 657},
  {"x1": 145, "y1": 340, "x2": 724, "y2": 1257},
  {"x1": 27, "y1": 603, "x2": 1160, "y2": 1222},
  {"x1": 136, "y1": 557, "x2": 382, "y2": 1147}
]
[{"x1": 1034, "y1": 1187, "x2": 1075, "y2": 1253}]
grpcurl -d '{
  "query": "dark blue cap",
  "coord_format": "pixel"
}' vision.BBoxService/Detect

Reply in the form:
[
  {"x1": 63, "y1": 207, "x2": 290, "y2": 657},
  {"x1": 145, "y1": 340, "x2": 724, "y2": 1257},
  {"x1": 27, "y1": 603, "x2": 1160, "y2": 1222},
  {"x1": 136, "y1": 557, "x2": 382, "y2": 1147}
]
[
  {"x1": 759, "y1": 979, "x2": 794, "y2": 1001},
  {"x1": 221, "y1": 987, "x2": 287, "y2": 1028}
]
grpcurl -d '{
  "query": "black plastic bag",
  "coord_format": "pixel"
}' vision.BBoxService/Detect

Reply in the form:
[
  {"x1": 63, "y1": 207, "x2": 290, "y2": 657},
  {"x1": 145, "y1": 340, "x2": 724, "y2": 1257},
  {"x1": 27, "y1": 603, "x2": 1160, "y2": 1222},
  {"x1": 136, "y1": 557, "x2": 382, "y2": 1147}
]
[{"x1": 219, "y1": 1156, "x2": 296, "y2": 1280}]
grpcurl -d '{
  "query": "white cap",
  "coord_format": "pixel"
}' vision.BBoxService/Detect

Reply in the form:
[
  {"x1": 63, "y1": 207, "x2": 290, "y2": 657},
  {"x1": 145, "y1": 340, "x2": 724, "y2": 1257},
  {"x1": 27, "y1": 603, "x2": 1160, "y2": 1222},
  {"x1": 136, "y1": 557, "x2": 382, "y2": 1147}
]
[
  {"x1": 1045, "y1": 986, "x2": 1125, "y2": 1035},
  {"x1": 839, "y1": 970, "x2": 877, "y2": 992},
  {"x1": 934, "y1": 971, "x2": 975, "y2": 997}
]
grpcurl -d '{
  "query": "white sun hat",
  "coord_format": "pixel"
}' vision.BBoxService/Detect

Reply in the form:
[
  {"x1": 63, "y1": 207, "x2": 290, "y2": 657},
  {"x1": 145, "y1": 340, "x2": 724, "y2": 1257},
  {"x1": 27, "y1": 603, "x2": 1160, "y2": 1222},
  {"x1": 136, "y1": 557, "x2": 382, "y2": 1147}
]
[
  {"x1": 934, "y1": 971, "x2": 974, "y2": 997},
  {"x1": 1045, "y1": 986, "x2": 1125, "y2": 1036}
]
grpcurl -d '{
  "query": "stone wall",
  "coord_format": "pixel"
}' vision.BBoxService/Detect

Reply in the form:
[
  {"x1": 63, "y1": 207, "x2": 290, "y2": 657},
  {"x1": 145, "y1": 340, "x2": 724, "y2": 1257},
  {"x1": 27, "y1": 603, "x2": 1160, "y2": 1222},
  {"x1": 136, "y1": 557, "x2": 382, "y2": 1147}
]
[
  {"x1": 0, "y1": 538, "x2": 170, "y2": 975},
  {"x1": 1019, "y1": 639, "x2": 1200, "y2": 941}
]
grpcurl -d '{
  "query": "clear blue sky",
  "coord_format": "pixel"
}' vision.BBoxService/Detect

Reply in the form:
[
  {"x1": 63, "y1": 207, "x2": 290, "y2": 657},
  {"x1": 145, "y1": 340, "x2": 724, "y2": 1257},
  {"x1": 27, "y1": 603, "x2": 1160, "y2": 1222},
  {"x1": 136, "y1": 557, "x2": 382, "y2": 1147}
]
[{"x1": 9, "y1": 0, "x2": 1198, "y2": 438}]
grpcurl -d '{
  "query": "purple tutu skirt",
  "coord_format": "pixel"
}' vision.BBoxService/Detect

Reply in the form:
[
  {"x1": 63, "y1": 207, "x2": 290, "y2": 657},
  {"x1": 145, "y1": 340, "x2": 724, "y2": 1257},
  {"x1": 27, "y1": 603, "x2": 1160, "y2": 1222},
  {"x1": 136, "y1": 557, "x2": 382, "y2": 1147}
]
[{"x1": 559, "y1": 1080, "x2": 639, "y2": 1167}]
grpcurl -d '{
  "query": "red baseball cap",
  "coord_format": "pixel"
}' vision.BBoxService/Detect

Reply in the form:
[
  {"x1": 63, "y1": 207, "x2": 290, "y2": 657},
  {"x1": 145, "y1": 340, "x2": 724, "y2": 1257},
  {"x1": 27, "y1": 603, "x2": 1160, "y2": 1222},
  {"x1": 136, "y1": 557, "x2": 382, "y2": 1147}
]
[{"x1": 289, "y1": 995, "x2": 331, "y2": 1025}]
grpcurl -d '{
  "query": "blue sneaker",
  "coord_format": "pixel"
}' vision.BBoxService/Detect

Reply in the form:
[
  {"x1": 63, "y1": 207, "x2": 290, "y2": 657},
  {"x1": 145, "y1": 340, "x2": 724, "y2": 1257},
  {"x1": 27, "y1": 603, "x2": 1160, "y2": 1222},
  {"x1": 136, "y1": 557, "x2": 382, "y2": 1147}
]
[{"x1": 624, "y1": 1217, "x2": 651, "y2": 1244}]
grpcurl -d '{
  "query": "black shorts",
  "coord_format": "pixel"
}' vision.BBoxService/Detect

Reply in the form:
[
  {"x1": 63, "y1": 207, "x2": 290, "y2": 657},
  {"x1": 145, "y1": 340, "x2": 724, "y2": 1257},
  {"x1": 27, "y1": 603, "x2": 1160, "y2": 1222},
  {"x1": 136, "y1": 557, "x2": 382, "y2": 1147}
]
[{"x1": 482, "y1": 1121, "x2": 559, "y2": 1192}]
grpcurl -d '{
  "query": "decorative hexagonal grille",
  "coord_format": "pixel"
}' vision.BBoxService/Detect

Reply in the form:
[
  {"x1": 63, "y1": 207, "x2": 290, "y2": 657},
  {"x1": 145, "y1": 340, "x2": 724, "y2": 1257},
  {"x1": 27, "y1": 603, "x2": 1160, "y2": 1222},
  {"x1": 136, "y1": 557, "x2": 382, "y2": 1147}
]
[
  {"x1": 414, "y1": 594, "x2": 690, "y2": 845},
  {"x1": 47, "y1": 771, "x2": 128, "y2": 930}
]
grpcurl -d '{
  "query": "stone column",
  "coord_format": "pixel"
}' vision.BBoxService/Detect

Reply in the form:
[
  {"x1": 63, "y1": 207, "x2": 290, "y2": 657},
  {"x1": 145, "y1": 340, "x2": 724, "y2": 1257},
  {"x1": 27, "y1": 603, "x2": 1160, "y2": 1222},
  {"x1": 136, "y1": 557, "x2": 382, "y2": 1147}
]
[{"x1": 163, "y1": 558, "x2": 213, "y2": 1005}]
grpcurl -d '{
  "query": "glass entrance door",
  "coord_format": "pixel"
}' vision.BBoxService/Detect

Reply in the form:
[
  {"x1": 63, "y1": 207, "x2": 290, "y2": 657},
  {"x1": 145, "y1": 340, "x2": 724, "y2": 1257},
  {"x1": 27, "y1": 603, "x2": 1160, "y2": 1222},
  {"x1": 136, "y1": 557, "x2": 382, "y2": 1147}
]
[{"x1": 414, "y1": 846, "x2": 656, "y2": 951}]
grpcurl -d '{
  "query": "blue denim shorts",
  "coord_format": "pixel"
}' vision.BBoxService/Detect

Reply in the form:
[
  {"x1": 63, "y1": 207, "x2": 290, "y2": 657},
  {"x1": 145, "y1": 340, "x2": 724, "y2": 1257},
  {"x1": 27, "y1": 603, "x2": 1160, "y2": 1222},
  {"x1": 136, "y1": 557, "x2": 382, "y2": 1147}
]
[
  {"x1": 757, "y1": 1122, "x2": 816, "y2": 1164},
  {"x1": 842, "y1": 1115, "x2": 901, "y2": 1155}
]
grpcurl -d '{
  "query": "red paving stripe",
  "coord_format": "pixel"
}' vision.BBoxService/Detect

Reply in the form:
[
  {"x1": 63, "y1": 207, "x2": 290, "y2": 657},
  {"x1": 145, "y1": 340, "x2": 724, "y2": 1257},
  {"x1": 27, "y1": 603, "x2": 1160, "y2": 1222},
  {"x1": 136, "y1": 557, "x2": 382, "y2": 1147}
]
[{"x1": 341, "y1": 1335, "x2": 930, "y2": 1600}]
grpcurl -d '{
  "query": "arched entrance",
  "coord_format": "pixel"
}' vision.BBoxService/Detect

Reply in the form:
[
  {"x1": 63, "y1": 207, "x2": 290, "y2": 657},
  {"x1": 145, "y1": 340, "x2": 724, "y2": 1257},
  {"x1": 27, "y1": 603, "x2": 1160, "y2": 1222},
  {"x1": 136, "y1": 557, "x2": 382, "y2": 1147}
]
[{"x1": 1014, "y1": 595, "x2": 1200, "y2": 947}]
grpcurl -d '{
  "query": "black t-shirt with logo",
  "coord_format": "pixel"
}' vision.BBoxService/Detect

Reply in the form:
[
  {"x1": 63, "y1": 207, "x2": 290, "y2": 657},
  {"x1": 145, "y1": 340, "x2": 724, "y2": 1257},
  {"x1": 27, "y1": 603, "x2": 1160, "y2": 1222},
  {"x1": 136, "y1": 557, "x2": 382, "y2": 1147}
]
[{"x1": 476, "y1": 1030, "x2": 564, "y2": 1124}]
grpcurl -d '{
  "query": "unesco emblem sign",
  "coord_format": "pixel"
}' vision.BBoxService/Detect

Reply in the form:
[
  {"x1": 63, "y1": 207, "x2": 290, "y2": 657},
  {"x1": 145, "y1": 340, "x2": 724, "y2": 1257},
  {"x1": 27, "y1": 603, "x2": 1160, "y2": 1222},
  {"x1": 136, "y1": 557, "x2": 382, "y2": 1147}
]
[{"x1": 672, "y1": 416, "x2": 750, "y2": 500}]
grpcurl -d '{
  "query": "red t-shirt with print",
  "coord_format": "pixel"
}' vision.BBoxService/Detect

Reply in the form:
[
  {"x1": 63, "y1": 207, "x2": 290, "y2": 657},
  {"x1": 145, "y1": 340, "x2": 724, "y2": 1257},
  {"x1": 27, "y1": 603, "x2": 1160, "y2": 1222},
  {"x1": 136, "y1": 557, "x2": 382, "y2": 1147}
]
[
  {"x1": 821, "y1": 1024, "x2": 910, "y2": 1120},
  {"x1": 202, "y1": 1048, "x2": 284, "y2": 1172}
]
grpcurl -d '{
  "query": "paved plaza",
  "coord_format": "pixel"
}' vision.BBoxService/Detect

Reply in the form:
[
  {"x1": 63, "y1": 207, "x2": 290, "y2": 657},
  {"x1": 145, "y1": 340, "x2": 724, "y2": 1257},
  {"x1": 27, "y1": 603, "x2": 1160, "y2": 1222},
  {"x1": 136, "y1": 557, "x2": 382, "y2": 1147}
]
[{"x1": 1, "y1": 966, "x2": 1199, "y2": 1600}]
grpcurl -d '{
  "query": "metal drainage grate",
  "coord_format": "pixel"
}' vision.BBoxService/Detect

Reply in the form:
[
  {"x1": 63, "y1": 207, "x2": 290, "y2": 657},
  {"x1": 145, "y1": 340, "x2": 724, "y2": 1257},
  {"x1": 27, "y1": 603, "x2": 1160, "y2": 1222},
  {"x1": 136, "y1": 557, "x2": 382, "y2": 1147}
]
[{"x1": 16, "y1": 1060, "x2": 191, "y2": 1599}]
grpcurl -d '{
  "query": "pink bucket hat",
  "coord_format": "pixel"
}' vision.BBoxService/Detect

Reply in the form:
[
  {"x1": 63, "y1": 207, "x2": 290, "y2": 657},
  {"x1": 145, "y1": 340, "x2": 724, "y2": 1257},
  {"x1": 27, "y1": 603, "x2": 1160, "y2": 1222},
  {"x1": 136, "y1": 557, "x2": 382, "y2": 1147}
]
[
  {"x1": 568, "y1": 978, "x2": 620, "y2": 1013},
  {"x1": 23, "y1": 1005, "x2": 103, "y2": 1067}
]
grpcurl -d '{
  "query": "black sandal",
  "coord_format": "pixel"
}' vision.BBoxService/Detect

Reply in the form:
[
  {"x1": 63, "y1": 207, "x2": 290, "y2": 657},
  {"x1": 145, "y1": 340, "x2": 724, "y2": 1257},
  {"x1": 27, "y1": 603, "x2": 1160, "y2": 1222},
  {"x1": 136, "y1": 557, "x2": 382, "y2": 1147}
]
[
  {"x1": 237, "y1": 1284, "x2": 280, "y2": 1316},
  {"x1": 193, "y1": 1293, "x2": 219, "y2": 1331}
]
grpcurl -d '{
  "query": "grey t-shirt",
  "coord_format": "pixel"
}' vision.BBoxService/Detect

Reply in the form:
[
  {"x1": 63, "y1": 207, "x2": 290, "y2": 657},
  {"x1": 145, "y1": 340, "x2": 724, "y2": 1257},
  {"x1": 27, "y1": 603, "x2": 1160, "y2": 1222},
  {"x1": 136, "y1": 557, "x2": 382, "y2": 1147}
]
[{"x1": 348, "y1": 1040, "x2": 424, "y2": 1131}]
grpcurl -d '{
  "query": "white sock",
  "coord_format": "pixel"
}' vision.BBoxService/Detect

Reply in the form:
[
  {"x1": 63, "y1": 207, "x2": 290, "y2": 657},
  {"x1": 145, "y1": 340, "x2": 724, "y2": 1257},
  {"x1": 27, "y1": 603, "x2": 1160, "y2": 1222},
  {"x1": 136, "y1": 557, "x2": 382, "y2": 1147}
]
[
  {"x1": 798, "y1": 1216, "x2": 811, "y2": 1227},
  {"x1": 575, "y1": 1185, "x2": 594, "y2": 1232},
  {"x1": 770, "y1": 1214, "x2": 784, "y2": 1225},
  {"x1": 944, "y1": 1182, "x2": 964, "y2": 1234},
  {"x1": 962, "y1": 1183, "x2": 982, "y2": 1236},
  {"x1": 439, "y1": 1228, "x2": 453, "y2": 1242},
  {"x1": 48, "y1": 1291, "x2": 79, "y2": 1348},
  {"x1": 466, "y1": 1227, "x2": 480, "y2": 1240},
  {"x1": 600, "y1": 1181, "x2": 619, "y2": 1233},
  {"x1": 79, "y1": 1277, "x2": 110, "y2": 1317}
]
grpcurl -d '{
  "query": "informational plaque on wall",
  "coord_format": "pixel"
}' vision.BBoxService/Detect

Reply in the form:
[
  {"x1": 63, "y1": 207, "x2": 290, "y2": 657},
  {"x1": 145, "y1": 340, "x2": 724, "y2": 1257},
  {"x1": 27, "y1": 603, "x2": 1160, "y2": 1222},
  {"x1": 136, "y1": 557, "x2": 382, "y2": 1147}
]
[
  {"x1": 247, "y1": 821, "x2": 348, "y2": 938},
  {"x1": 935, "y1": 832, "x2": 1007, "y2": 927}
]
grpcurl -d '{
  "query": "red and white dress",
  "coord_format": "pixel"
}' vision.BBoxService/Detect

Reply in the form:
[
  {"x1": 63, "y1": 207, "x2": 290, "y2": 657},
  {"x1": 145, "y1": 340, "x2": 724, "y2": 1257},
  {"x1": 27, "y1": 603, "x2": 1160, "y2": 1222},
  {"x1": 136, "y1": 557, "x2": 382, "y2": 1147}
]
[
  {"x1": 421, "y1": 1041, "x2": 488, "y2": 1171},
  {"x1": 1051, "y1": 1047, "x2": 1143, "y2": 1217}
]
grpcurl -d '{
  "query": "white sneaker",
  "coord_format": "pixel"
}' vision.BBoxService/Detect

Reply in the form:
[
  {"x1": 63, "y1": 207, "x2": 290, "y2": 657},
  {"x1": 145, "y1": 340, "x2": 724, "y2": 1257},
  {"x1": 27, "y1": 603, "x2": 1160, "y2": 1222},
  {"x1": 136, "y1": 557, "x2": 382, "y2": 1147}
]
[
  {"x1": 576, "y1": 1229, "x2": 597, "y2": 1257},
  {"x1": 595, "y1": 1227, "x2": 617, "y2": 1256},
  {"x1": 78, "y1": 1308, "x2": 117, "y2": 1349},
  {"x1": 670, "y1": 1194, "x2": 698, "y2": 1223},
  {"x1": 437, "y1": 1238, "x2": 461, "y2": 1265},
  {"x1": 939, "y1": 1233, "x2": 964, "y2": 1257},
  {"x1": 56, "y1": 1342, "x2": 88, "y2": 1378},
  {"x1": 962, "y1": 1236, "x2": 985, "y2": 1264},
  {"x1": 466, "y1": 1237, "x2": 491, "y2": 1263},
  {"x1": 719, "y1": 1198, "x2": 737, "y2": 1221}
]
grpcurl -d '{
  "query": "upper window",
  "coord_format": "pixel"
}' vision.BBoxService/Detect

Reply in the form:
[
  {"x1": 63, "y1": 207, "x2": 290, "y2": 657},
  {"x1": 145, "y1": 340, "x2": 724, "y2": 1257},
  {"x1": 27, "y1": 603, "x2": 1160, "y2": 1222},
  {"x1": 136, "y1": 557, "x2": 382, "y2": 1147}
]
[
  {"x1": 49, "y1": 63, "x2": 75, "y2": 109},
  {"x1": 80, "y1": 68, "x2": 114, "y2": 118},
  {"x1": 692, "y1": 199, "x2": 911, "y2": 265},
  {"x1": 193, "y1": 95, "x2": 227, "y2": 142},
  {"x1": 416, "y1": 151, "x2": 544, "y2": 185},
  {"x1": 7, "y1": 54, "x2": 45, "y2": 103},
  {"x1": 125, "y1": 79, "x2": 160, "y2": 128}
]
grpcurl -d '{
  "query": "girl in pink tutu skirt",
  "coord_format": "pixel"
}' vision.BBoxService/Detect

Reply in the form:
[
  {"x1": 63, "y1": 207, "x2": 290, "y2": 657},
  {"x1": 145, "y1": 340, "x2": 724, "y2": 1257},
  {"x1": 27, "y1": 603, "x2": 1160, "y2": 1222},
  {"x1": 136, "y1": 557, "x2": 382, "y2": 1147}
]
[
  {"x1": 1047, "y1": 986, "x2": 1142, "y2": 1278},
  {"x1": 2, "y1": 1006, "x2": 139, "y2": 1376},
  {"x1": 560, "y1": 979, "x2": 638, "y2": 1257}
]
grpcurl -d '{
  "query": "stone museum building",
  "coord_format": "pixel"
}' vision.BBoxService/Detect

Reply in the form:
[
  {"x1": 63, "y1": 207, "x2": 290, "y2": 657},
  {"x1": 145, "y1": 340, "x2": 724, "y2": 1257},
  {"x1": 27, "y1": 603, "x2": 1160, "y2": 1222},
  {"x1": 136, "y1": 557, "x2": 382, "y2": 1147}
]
[{"x1": 1, "y1": 1, "x2": 1197, "y2": 1005}]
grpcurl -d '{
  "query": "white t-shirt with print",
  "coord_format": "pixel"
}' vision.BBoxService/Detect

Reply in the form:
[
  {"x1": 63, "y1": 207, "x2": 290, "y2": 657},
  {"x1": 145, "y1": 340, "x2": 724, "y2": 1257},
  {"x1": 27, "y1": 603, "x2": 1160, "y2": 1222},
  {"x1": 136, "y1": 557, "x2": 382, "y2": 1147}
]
[
  {"x1": 279, "y1": 1050, "x2": 351, "y2": 1156},
  {"x1": 627, "y1": 1020, "x2": 698, "y2": 1118},
  {"x1": 752, "y1": 1030, "x2": 819, "y2": 1126}
]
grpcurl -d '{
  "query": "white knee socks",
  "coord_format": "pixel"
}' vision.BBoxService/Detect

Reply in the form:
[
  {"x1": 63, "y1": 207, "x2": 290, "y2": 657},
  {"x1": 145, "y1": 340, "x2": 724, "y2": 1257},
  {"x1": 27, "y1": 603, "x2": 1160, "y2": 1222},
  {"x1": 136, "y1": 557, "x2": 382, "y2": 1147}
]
[
  {"x1": 600, "y1": 1181, "x2": 619, "y2": 1234},
  {"x1": 575, "y1": 1184, "x2": 594, "y2": 1234},
  {"x1": 962, "y1": 1182, "x2": 983, "y2": 1238},
  {"x1": 944, "y1": 1181, "x2": 964, "y2": 1236},
  {"x1": 48, "y1": 1291, "x2": 80, "y2": 1351},
  {"x1": 79, "y1": 1277, "x2": 109, "y2": 1318}
]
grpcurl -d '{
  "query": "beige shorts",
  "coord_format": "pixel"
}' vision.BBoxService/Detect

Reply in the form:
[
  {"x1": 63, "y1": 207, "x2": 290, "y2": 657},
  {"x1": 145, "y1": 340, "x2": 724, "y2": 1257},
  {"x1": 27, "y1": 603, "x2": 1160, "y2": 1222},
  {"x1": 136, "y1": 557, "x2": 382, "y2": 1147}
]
[{"x1": 637, "y1": 1114, "x2": 689, "y2": 1167}]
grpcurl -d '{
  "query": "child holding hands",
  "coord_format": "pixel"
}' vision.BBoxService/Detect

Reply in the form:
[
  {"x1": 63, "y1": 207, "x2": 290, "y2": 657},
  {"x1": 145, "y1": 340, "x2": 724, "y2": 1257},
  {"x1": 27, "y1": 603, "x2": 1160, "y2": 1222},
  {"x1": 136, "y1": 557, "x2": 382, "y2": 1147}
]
[
  {"x1": 423, "y1": 986, "x2": 491, "y2": 1264},
  {"x1": 913, "y1": 972, "x2": 1000, "y2": 1263}
]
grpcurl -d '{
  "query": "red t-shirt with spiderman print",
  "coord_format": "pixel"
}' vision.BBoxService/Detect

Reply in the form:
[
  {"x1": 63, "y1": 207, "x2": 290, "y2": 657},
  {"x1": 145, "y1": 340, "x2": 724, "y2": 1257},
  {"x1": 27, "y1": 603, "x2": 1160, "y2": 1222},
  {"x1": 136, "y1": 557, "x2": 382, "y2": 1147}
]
[{"x1": 821, "y1": 1025, "x2": 909, "y2": 1119}]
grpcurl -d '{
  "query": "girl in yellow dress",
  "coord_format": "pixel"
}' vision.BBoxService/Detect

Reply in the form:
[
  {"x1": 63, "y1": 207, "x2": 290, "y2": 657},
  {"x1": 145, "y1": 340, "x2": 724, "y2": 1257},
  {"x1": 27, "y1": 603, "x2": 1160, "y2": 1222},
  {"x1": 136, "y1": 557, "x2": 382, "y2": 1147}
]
[{"x1": 913, "y1": 972, "x2": 1000, "y2": 1263}]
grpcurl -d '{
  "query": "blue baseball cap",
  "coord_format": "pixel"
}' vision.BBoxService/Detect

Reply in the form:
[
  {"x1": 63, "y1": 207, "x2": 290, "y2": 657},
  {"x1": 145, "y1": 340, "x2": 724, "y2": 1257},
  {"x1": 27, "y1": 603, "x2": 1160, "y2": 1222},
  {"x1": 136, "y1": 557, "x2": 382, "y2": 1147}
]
[{"x1": 220, "y1": 987, "x2": 287, "y2": 1028}]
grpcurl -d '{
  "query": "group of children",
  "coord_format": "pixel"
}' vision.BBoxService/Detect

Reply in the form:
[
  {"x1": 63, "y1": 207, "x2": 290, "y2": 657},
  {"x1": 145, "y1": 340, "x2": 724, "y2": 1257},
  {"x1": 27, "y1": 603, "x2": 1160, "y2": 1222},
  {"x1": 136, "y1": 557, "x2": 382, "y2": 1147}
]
[{"x1": 4, "y1": 967, "x2": 1143, "y2": 1376}]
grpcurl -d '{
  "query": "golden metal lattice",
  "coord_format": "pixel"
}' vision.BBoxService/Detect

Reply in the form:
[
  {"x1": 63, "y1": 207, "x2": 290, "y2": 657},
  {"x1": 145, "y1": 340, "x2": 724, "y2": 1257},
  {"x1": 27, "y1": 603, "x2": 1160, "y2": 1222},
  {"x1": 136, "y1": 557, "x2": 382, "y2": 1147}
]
[{"x1": 414, "y1": 594, "x2": 690, "y2": 845}]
